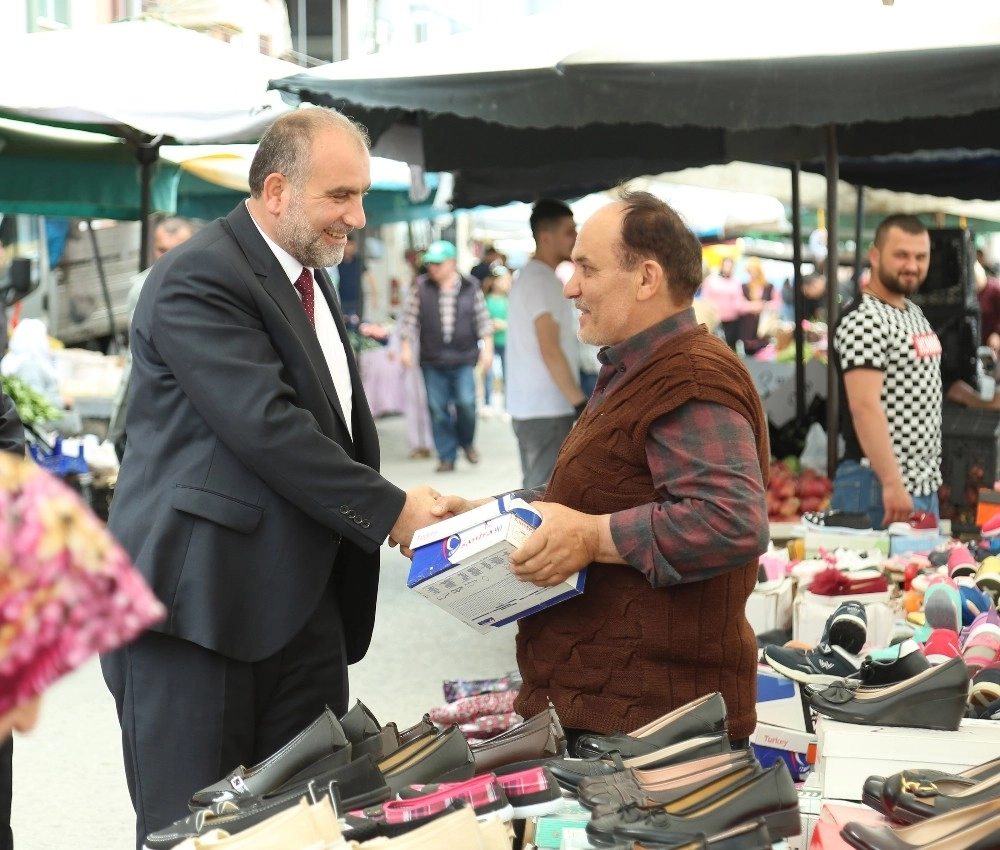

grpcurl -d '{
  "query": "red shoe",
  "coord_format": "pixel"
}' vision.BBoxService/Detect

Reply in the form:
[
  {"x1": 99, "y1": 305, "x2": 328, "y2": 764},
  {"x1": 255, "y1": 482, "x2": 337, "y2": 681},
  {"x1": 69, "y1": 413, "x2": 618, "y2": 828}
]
[
  {"x1": 888, "y1": 511, "x2": 939, "y2": 535},
  {"x1": 921, "y1": 629, "x2": 961, "y2": 665},
  {"x1": 982, "y1": 513, "x2": 1000, "y2": 539}
]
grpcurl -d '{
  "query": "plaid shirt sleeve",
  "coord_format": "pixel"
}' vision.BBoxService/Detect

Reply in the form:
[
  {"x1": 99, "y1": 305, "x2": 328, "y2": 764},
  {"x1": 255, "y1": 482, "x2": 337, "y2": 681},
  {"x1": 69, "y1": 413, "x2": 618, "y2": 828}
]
[{"x1": 609, "y1": 400, "x2": 768, "y2": 588}]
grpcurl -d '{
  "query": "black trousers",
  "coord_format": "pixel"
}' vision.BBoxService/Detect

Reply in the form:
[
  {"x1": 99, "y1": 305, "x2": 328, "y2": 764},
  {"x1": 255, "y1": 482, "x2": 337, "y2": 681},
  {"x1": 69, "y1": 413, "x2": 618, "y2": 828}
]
[
  {"x1": 0, "y1": 738, "x2": 11, "y2": 850},
  {"x1": 100, "y1": 582, "x2": 348, "y2": 850}
]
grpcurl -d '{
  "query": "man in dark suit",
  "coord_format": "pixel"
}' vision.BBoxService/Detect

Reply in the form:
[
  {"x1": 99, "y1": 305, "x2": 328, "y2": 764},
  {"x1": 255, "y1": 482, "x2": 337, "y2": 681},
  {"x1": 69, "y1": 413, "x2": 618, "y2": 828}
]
[
  {"x1": 0, "y1": 391, "x2": 23, "y2": 850},
  {"x1": 100, "y1": 107, "x2": 443, "y2": 848}
]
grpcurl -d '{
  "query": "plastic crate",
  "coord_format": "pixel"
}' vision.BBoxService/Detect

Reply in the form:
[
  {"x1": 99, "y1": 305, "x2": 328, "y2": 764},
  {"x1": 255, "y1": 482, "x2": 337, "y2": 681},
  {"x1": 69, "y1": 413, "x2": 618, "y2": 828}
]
[
  {"x1": 939, "y1": 405, "x2": 1000, "y2": 533},
  {"x1": 28, "y1": 436, "x2": 89, "y2": 478}
]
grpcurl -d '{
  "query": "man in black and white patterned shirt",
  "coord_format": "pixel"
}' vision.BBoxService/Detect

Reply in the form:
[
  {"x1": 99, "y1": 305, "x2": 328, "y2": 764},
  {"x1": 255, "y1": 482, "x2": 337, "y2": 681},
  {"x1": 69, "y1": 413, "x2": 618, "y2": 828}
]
[{"x1": 831, "y1": 214, "x2": 941, "y2": 530}]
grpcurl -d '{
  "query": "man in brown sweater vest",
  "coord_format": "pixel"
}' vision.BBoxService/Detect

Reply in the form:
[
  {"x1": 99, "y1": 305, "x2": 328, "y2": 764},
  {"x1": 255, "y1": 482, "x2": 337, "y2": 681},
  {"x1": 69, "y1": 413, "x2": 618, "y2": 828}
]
[{"x1": 430, "y1": 190, "x2": 770, "y2": 748}]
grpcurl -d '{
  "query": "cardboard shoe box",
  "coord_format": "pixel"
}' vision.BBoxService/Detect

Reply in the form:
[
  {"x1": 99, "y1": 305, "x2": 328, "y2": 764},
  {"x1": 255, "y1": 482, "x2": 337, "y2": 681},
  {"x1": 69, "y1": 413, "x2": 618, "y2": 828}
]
[
  {"x1": 756, "y1": 666, "x2": 815, "y2": 733},
  {"x1": 407, "y1": 494, "x2": 586, "y2": 633},
  {"x1": 751, "y1": 721, "x2": 816, "y2": 782},
  {"x1": 814, "y1": 716, "x2": 1000, "y2": 802}
]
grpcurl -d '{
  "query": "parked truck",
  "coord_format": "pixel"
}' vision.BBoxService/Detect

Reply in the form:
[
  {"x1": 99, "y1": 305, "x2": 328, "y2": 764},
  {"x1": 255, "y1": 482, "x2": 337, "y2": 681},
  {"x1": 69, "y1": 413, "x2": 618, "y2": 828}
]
[{"x1": 2, "y1": 214, "x2": 138, "y2": 353}]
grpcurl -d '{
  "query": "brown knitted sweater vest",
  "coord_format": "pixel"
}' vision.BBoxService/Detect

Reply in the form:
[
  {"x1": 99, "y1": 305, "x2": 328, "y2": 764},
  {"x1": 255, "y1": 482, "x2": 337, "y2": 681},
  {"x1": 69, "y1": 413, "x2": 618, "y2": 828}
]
[{"x1": 514, "y1": 324, "x2": 769, "y2": 740}]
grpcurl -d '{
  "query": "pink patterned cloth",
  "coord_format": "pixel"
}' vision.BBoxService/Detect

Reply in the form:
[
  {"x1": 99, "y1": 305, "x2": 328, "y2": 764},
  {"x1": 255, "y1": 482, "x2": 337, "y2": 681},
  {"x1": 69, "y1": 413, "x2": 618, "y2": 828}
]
[
  {"x1": 429, "y1": 690, "x2": 518, "y2": 726},
  {"x1": 0, "y1": 453, "x2": 165, "y2": 716}
]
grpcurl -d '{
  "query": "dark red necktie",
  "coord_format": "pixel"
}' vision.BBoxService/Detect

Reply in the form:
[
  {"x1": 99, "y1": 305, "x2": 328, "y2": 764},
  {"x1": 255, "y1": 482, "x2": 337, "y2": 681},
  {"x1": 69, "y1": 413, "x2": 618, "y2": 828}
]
[{"x1": 294, "y1": 267, "x2": 315, "y2": 328}]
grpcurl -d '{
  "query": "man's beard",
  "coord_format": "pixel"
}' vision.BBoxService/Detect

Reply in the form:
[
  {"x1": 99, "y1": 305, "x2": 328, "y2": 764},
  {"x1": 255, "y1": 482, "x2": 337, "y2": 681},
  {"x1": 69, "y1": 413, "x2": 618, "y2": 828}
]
[
  {"x1": 878, "y1": 263, "x2": 925, "y2": 296},
  {"x1": 277, "y1": 196, "x2": 347, "y2": 268}
]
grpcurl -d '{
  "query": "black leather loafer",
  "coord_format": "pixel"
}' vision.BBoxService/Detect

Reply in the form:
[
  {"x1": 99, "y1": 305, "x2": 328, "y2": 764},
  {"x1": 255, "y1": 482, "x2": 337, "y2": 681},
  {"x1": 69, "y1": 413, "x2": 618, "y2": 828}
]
[
  {"x1": 841, "y1": 795, "x2": 1000, "y2": 850},
  {"x1": 548, "y1": 732, "x2": 731, "y2": 793},
  {"x1": 579, "y1": 749, "x2": 758, "y2": 814},
  {"x1": 882, "y1": 767, "x2": 1000, "y2": 825},
  {"x1": 805, "y1": 655, "x2": 970, "y2": 731},
  {"x1": 574, "y1": 692, "x2": 727, "y2": 760},
  {"x1": 586, "y1": 761, "x2": 800, "y2": 848},
  {"x1": 187, "y1": 706, "x2": 351, "y2": 811},
  {"x1": 378, "y1": 725, "x2": 476, "y2": 796},
  {"x1": 149, "y1": 776, "x2": 343, "y2": 849}
]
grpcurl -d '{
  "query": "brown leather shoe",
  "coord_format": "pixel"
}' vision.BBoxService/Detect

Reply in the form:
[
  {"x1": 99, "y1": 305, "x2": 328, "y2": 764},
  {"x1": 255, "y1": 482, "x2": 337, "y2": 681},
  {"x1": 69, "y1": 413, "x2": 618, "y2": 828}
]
[
  {"x1": 435, "y1": 460, "x2": 455, "y2": 472},
  {"x1": 462, "y1": 446, "x2": 481, "y2": 464},
  {"x1": 471, "y1": 703, "x2": 566, "y2": 775}
]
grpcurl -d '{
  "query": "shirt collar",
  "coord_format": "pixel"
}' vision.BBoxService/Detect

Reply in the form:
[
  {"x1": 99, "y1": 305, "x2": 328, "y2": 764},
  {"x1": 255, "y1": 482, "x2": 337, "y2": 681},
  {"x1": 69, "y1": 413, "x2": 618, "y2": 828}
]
[{"x1": 598, "y1": 307, "x2": 699, "y2": 371}]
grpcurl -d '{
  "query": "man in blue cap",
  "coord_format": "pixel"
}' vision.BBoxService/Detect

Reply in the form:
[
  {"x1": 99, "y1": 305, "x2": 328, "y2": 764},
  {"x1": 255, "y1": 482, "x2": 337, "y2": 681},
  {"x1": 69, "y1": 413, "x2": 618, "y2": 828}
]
[{"x1": 399, "y1": 240, "x2": 494, "y2": 471}]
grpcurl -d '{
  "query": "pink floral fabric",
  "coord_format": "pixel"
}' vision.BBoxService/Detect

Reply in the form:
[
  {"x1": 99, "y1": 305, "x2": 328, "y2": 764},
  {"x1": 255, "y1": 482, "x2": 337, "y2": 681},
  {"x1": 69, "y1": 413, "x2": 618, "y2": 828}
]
[{"x1": 0, "y1": 453, "x2": 165, "y2": 716}]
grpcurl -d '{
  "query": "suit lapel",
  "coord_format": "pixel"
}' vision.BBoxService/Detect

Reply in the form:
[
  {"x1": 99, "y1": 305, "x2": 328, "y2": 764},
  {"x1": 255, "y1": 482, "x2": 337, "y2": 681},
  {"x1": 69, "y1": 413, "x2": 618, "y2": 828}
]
[{"x1": 222, "y1": 206, "x2": 352, "y2": 440}]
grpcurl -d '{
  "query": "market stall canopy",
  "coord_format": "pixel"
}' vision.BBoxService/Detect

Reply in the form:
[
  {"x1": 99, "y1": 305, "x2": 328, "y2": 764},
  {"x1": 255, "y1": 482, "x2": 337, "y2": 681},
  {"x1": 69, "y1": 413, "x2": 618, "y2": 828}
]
[
  {"x1": 0, "y1": 18, "x2": 298, "y2": 144},
  {"x1": 269, "y1": 0, "x2": 1000, "y2": 208},
  {"x1": 632, "y1": 162, "x2": 1000, "y2": 232},
  {"x1": 0, "y1": 118, "x2": 177, "y2": 219},
  {"x1": 0, "y1": 120, "x2": 444, "y2": 224}
]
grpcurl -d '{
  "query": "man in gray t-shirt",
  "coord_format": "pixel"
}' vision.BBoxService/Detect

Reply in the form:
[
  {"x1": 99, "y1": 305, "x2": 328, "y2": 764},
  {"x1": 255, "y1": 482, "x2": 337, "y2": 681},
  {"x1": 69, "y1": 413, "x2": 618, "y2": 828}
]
[{"x1": 506, "y1": 200, "x2": 587, "y2": 489}]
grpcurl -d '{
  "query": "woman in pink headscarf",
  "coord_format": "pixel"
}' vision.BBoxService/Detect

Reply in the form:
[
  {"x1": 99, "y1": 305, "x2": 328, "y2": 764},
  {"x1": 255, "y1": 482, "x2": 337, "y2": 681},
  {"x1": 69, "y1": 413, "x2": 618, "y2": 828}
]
[{"x1": 0, "y1": 453, "x2": 164, "y2": 740}]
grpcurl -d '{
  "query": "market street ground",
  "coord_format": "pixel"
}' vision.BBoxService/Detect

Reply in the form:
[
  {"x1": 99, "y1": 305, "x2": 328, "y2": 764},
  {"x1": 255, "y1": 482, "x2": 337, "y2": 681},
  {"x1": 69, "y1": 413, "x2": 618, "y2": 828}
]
[{"x1": 11, "y1": 410, "x2": 523, "y2": 850}]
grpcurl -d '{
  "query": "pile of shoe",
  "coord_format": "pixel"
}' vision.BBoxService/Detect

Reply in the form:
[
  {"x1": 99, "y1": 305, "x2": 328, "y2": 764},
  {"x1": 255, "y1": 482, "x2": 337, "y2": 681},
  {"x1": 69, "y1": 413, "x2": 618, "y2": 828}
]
[
  {"x1": 839, "y1": 754, "x2": 1000, "y2": 849},
  {"x1": 142, "y1": 698, "x2": 569, "y2": 849},
  {"x1": 762, "y1": 600, "x2": 978, "y2": 732},
  {"x1": 545, "y1": 692, "x2": 801, "y2": 848}
]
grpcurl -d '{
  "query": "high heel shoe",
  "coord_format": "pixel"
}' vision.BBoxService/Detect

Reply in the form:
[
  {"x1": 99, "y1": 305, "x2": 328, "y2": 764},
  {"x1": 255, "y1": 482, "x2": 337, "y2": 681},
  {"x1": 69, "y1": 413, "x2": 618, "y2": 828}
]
[{"x1": 805, "y1": 656, "x2": 970, "y2": 731}]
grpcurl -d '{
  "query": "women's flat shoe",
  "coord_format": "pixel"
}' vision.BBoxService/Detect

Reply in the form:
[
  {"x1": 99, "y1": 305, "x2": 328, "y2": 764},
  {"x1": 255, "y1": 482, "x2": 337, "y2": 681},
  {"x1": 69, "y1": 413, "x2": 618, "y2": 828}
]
[
  {"x1": 187, "y1": 706, "x2": 352, "y2": 811},
  {"x1": 841, "y1": 795, "x2": 1000, "y2": 850},
  {"x1": 882, "y1": 765, "x2": 1000, "y2": 824},
  {"x1": 585, "y1": 761, "x2": 799, "y2": 848},
  {"x1": 805, "y1": 655, "x2": 970, "y2": 731},
  {"x1": 603, "y1": 817, "x2": 773, "y2": 850},
  {"x1": 574, "y1": 692, "x2": 728, "y2": 760},
  {"x1": 862, "y1": 754, "x2": 1000, "y2": 817},
  {"x1": 577, "y1": 749, "x2": 756, "y2": 811},
  {"x1": 548, "y1": 733, "x2": 731, "y2": 793}
]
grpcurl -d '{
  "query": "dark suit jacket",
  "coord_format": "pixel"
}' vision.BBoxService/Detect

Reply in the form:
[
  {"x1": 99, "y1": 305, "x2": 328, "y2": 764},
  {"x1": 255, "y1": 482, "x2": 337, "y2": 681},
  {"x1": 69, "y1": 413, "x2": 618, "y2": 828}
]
[{"x1": 108, "y1": 204, "x2": 405, "y2": 664}]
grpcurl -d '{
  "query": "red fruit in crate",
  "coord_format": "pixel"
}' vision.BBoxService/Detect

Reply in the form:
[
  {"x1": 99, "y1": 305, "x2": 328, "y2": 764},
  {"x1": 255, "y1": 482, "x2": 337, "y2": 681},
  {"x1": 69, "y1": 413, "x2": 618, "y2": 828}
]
[
  {"x1": 939, "y1": 483, "x2": 952, "y2": 502},
  {"x1": 966, "y1": 486, "x2": 980, "y2": 506},
  {"x1": 800, "y1": 495, "x2": 823, "y2": 513},
  {"x1": 969, "y1": 464, "x2": 985, "y2": 483},
  {"x1": 777, "y1": 496, "x2": 800, "y2": 517}
]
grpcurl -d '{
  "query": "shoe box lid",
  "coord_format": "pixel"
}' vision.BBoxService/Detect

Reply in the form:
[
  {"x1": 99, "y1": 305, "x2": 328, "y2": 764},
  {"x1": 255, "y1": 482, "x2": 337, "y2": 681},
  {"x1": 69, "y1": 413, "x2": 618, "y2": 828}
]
[
  {"x1": 803, "y1": 530, "x2": 889, "y2": 559},
  {"x1": 521, "y1": 799, "x2": 590, "y2": 848},
  {"x1": 407, "y1": 494, "x2": 586, "y2": 633},
  {"x1": 889, "y1": 533, "x2": 952, "y2": 557},
  {"x1": 814, "y1": 716, "x2": 1000, "y2": 803}
]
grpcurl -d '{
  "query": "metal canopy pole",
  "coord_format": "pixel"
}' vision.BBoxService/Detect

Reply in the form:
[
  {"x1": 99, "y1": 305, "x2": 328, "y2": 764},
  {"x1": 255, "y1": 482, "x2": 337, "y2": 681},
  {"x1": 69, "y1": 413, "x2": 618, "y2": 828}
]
[
  {"x1": 791, "y1": 162, "x2": 805, "y2": 422},
  {"x1": 136, "y1": 137, "x2": 163, "y2": 272},
  {"x1": 853, "y1": 187, "x2": 866, "y2": 302},
  {"x1": 825, "y1": 125, "x2": 840, "y2": 479}
]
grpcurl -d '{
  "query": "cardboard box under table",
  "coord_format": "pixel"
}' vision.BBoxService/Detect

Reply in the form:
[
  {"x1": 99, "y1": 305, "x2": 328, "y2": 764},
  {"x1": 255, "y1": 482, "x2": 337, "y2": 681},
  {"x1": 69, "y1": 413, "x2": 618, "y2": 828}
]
[
  {"x1": 814, "y1": 716, "x2": 1000, "y2": 802},
  {"x1": 407, "y1": 495, "x2": 586, "y2": 633}
]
